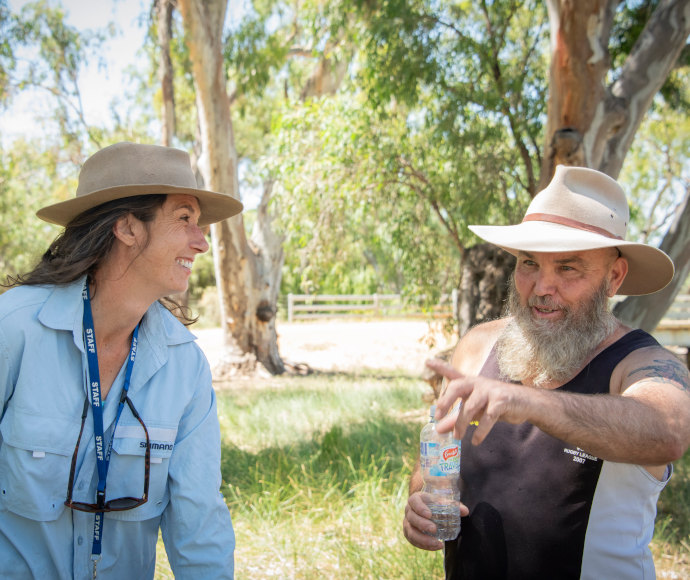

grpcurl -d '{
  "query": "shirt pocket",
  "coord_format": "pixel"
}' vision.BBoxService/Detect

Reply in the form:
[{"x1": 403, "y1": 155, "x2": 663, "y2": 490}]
[
  {"x1": 0, "y1": 406, "x2": 78, "y2": 521},
  {"x1": 106, "y1": 423, "x2": 177, "y2": 522}
]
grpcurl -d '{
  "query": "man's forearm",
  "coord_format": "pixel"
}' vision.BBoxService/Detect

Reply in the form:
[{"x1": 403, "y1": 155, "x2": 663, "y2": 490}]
[
  {"x1": 409, "y1": 456, "x2": 423, "y2": 494},
  {"x1": 435, "y1": 355, "x2": 690, "y2": 469},
  {"x1": 529, "y1": 387, "x2": 684, "y2": 465}
]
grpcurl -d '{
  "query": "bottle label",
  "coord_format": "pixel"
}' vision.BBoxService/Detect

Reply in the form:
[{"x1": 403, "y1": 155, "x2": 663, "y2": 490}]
[{"x1": 438, "y1": 444, "x2": 460, "y2": 474}]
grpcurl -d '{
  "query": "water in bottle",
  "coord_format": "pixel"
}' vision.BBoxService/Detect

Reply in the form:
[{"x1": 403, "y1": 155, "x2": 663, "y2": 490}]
[{"x1": 420, "y1": 404, "x2": 461, "y2": 541}]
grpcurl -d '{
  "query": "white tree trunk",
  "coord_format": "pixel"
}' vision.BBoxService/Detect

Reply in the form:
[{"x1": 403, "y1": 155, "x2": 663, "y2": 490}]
[
  {"x1": 177, "y1": 0, "x2": 285, "y2": 374},
  {"x1": 614, "y1": 190, "x2": 690, "y2": 329},
  {"x1": 155, "y1": 0, "x2": 175, "y2": 147},
  {"x1": 596, "y1": 0, "x2": 690, "y2": 178}
]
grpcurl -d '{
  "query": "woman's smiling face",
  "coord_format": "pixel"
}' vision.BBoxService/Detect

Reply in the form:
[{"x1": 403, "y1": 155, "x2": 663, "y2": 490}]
[{"x1": 132, "y1": 194, "x2": 209, "y2": 298}]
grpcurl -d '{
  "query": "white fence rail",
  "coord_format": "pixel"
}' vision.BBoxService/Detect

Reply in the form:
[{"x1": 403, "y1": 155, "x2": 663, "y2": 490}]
[
  {"x1": 285, "y1": 292, "x2": 690, "y2": 358},
  {"x1": 286, "y1": 291, "x2": 458, "y2": 322}
]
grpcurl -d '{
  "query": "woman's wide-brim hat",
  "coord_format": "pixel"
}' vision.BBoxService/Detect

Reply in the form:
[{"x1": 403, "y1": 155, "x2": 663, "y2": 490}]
[
  {"x1": 37, "y1": 142, "x2": 243, "y2": 227},
  {"x1": 469, "y1": 165, "x2": 674, "y2": 296}
]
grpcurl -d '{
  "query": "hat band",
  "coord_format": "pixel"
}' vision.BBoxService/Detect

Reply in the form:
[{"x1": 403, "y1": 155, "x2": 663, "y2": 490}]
[{"x1": 522, "y1": 213, "x2": 623, "y2": 240}]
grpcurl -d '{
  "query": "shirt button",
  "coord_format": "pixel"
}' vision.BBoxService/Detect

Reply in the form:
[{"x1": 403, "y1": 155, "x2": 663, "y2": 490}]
[
  {"x1": 78, "y1": 482, "x2": 85, "y2": 490},
  {"x1": 77, "y1": 536, "x2": 83, "y2": 546}
]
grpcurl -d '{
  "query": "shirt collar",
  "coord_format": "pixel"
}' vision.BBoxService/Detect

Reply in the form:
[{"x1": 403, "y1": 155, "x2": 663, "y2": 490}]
[{"x1": 37, "y1": 276, "x2": 197, "y2": 355}]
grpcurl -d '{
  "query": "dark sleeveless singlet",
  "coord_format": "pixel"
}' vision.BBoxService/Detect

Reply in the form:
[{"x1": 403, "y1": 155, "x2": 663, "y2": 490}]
[{"x1": 444, "y1": 329, "x2": 662, "y2": 580}]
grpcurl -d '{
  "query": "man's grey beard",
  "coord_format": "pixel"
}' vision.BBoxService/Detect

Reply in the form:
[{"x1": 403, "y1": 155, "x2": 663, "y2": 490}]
[{"x1": 496, "y1": 277, "x2": 618, "y2": 387}]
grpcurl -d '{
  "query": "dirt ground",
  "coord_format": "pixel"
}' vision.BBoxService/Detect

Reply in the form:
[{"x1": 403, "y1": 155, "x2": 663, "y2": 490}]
[{"x1": 193, "y1": 319, "x2": 457, "y2": 375}]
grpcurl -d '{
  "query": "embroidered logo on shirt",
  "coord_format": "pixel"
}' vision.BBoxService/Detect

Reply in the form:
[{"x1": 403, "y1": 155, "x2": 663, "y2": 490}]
[
  {"x1": 563, "y1": 447, "x2": 599, "y2": 465},
  {"x1": 141, "y1": 441, "x2": 174, "y2": 451}
]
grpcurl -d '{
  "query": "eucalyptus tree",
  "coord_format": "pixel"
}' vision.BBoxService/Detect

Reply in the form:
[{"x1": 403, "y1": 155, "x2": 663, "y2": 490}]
[
  {"x1": 3, "y1": 0, "x2": 109, "y2": 152},
  {"x1": 175, "y1": 0, "x2": 336, "y2": 375},
  {"x1": 0, "y1": 1, "x2": 109, "y2": 285},
  {"x1": 272, "y1": 0, "x2": 689, "y2": 333},
  {"x1": 542, "y1": 0, "x2": 689, "y2": 183},
  {"x1": 271, "y1": 0, "x2": 547, "y2": 332},
  {"x1": 153, "y1": 0, "x2": 176, "y2": 147},
  {"x1": 170, "y1": 0, "x2": 364, "y2": 374},
  {"x1": 543, "y1": 0, "x2": 690, "y2": 328}
]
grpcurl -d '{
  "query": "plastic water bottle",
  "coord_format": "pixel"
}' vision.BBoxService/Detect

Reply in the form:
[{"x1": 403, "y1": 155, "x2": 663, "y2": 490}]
[{"x1": 420, "y1": 404, "x2": 461, "y2": 541}]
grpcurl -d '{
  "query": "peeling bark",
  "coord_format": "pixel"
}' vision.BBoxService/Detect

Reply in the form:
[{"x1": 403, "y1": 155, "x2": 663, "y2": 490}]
[
  {"x1": 542, "y1": 0, "x2": 690, "y2": 331},
  {"x1": 177, "y1": 0, "x2": 285, "y2": 375},
  {"x1": 542, "y1": 0, "x2": 690, "y2": 183},
  {"x1": 248, "y1": 180, "x2": 285, "y2": 373},
  {"x1": 541, "y1": 0, "x2": 616, "y2": 188},
  {"x1": 300, "y1": 58, "x2": 348, "y2": 100},
  {"x1": 600, "y1": 0, "x2": 690, "y2": 177}
]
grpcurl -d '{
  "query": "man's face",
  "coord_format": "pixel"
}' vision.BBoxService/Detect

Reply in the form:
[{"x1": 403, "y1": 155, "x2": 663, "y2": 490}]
[
  {"x1": 496, "y1": 248, "x2": 623, "y2": 386},
  {"x1": 512, "y1": 248, "x2": 621, "y2": 321}
]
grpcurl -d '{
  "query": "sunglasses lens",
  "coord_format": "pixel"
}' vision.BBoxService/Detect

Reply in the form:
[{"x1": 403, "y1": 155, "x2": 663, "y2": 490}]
[
  {"x1": 66, "y1": 501, "x2": 93, "y2": 513},
  {"x1": 106, "y1": 497, "x2": 143, "y2": 511}
]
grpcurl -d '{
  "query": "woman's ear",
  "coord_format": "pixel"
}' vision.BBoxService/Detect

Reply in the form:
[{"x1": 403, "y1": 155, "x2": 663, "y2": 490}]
[{"x1": 112, "y1": 214, "x2": 142, "y2": 247}]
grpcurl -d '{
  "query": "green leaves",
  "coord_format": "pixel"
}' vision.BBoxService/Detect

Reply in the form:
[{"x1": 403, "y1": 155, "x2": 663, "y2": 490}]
[
  {"x1": 619, "y1": 96, "x2": 690, "y2": 245},
  {"x1": 0, "y1": 139, "x2": 65, "y2": 283}
]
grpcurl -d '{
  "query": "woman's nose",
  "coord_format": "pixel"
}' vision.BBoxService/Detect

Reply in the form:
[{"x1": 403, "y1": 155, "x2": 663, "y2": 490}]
[{"x1": 191, "y1": 225, "x2": 210, "y2": 253}]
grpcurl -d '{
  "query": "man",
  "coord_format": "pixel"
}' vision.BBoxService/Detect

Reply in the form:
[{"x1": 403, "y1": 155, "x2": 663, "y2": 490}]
[{"x1": 403, "y1": 165, "x2": 690, "y2": 579}]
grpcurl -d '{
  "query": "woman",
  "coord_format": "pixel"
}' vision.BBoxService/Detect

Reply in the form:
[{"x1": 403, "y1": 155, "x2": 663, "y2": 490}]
[{"x1": 0, "y1": 142, "x2": 242, "y2": 579}]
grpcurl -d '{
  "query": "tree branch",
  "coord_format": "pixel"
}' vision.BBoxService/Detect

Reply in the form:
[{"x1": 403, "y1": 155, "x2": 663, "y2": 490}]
[
  {"x1": 601, "y1": 0, "x2": 690, "y2": 177},
  {"x1": 394, "y1": 156, "x2": 464, "y2": 251}
]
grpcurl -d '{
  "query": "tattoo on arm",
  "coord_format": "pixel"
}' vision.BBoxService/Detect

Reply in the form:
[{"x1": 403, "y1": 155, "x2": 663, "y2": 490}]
[{"x1": 629, "y1": 358, "x2": 690, "y2": 395}]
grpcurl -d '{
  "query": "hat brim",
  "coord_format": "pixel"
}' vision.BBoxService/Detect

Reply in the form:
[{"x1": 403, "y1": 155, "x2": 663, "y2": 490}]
[
  {"x1": 469, "y1": 222, "x2": 674, "y2": 296},
  {"x1": 37, "y1": 184, "x2": 243, "y2": 227}
]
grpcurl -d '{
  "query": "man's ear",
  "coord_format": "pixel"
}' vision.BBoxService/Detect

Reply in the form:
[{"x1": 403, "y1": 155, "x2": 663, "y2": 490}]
[
  {"x1": 112, "y1": 214, "x2": 141, "y2": 247},
  {"x1": 607, "y1": 256, "x2": 629, "y2": 297}
]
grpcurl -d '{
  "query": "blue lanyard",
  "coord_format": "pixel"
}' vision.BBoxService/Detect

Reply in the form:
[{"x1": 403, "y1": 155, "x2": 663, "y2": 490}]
[{"x1": 82, "y1": 280, "x2": 139, "y2": 564}]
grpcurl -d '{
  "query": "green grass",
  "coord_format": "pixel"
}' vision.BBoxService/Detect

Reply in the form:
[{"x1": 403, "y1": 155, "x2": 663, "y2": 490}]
[
  {"x1": 217, "y1": 372, "x2": 443, "y2": 579},
  {"x1": 653, "y1": 450, "x2": 690, "y2": 576},
  {"x1": 155, "y1": 371, "x2": 690, "y2": 579}
]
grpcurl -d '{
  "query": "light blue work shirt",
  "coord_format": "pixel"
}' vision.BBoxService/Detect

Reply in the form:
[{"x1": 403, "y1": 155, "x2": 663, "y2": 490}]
[{"x1": 0, "y1": 278, "x2": 235, "y2": 579}]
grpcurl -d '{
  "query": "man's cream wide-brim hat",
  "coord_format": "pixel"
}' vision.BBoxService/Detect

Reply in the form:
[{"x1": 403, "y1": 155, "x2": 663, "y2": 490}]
[
  {"x1": 469, "y1": 165, "x2": 674, "y2": 296},
  {"x1": 37, "y1": 142, "x2": 243, "y2": 227}
]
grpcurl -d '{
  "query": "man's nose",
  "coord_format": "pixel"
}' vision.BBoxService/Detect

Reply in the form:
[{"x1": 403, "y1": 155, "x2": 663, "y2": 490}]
[{"x1": 533, "y1": 270, "x2": 558, "y2": 296}]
